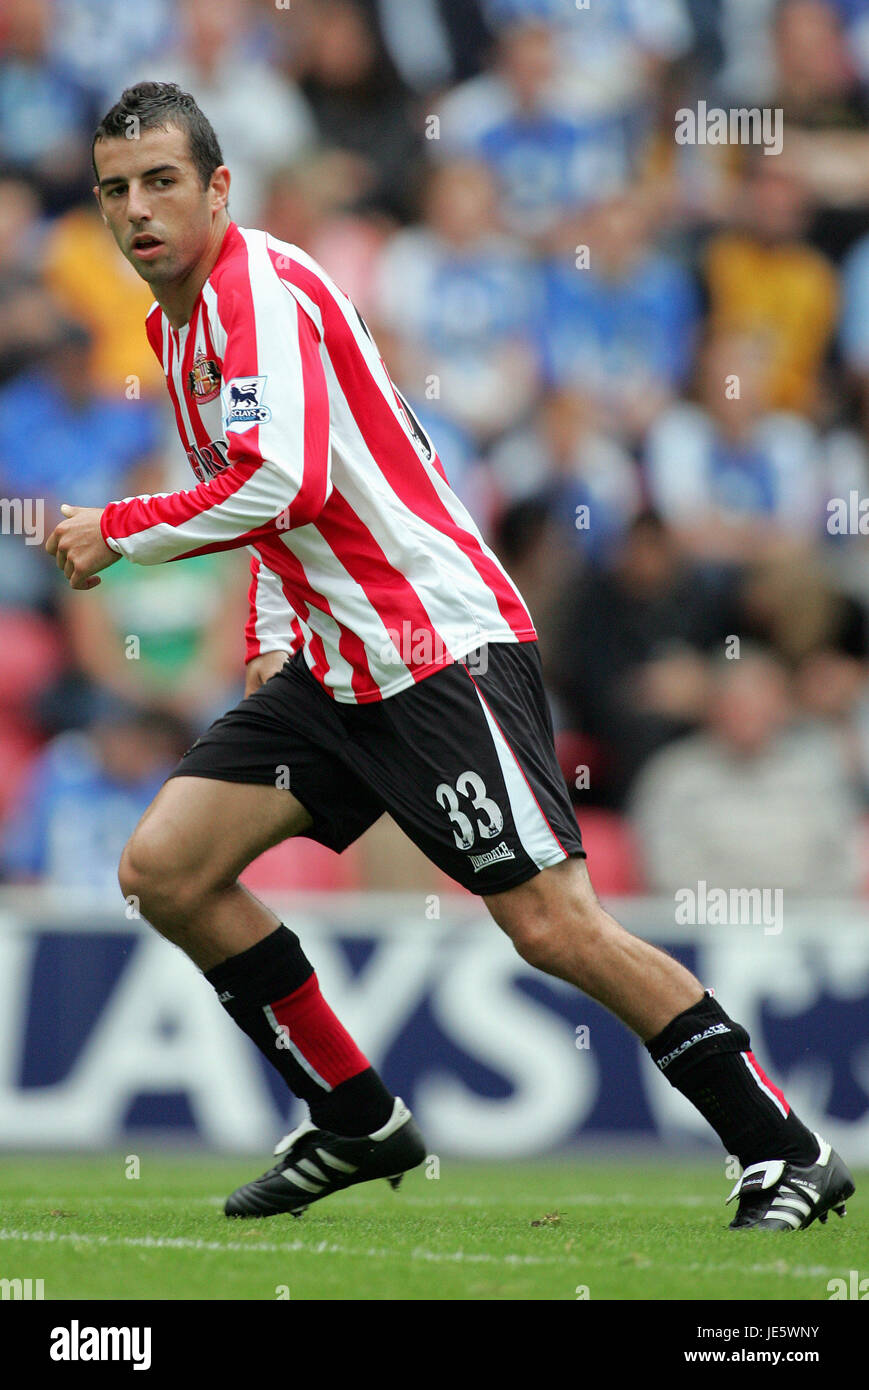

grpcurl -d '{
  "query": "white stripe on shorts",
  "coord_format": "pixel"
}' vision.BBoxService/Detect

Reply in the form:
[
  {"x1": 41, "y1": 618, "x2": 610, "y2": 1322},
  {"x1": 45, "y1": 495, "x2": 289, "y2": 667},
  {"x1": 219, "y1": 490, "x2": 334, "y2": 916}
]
[{"x1": 465, "y1": 670, "x2": 567, "y2": 873}]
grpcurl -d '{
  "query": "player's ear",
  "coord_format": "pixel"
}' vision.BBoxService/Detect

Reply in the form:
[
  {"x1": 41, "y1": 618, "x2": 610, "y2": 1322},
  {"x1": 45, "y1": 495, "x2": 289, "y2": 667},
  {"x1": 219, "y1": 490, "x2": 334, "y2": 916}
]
[
  {"x1": 210, "y1": 164, "x2": 230, "y2": 214},
  {"x1": 92, "y1": 186, "x2": 108, "y2": 224}
]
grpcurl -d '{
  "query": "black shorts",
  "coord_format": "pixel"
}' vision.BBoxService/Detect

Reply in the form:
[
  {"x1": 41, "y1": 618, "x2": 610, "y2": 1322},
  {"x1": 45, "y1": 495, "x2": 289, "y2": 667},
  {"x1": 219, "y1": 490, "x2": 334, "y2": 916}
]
[{"x1": 169, "y1": 639, "x2": 584, "y2": 894}]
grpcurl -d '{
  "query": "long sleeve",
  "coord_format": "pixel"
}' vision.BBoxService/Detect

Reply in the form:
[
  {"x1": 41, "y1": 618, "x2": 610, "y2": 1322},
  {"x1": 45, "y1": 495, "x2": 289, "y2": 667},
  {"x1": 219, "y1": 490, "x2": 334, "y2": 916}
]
[
  {"x1": 245, "y1": 551, "x2": 304, "y2": 664},
  {"x1": 100, "y1": 274, "x2": 331, "y2": 564}
]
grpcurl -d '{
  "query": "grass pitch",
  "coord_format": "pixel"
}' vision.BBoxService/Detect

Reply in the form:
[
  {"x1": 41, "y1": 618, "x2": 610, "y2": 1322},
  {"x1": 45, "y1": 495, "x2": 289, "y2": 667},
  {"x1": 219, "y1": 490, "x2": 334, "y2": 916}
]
[{"x1": 0, "y1": 1154, "x2": 864, "y2": 1301}]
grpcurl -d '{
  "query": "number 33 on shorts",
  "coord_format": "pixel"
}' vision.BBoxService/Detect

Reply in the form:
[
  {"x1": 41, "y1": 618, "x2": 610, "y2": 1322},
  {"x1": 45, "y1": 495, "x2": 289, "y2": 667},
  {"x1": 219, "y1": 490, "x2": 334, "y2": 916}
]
[{"x1": 435, "y1": 771, "x2": 504, "y2": 850}]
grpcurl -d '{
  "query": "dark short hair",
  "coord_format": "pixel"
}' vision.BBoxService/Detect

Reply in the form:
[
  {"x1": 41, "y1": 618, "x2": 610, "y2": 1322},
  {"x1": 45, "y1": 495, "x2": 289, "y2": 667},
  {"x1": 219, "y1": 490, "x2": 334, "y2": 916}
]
[{"x1": 92, "y1": 81, "x2": 224, "y2": 190}]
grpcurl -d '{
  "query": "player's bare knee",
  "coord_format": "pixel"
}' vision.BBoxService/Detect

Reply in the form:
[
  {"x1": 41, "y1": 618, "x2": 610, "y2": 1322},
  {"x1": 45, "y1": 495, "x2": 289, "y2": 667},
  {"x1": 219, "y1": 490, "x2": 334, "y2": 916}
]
[
  {"x1": 509, "y1": 915, "x2": 561, "y2": 973},
  {"x1": 118, "y1": 837, "x2": 143, "y2": 904},
  {"x1": 119, "y1": 827, "x2": 202, "y2": 925},
  {"x1": 118, "y1": 836, "x2": 162, "y2": 920}
]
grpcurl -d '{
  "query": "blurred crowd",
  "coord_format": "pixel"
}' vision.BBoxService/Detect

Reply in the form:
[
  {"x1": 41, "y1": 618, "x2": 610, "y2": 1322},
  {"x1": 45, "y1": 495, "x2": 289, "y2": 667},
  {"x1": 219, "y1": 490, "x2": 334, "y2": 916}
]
[{"x1": 4, "y1": 0, "x2": 869, "y2": 897}]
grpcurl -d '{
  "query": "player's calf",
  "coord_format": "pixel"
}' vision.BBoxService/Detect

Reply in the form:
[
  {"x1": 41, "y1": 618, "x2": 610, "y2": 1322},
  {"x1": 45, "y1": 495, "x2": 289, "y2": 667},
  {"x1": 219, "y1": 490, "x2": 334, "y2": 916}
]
[
  {"x1": 116, "y1": 778, "x2": 409, "y2": 1200},
  {"x1": 487, "y1": 857, "x2": 702, "y2": 1037},
  {"x1": 488, "y1": 859, "x2": 852, "y2": 1229}
]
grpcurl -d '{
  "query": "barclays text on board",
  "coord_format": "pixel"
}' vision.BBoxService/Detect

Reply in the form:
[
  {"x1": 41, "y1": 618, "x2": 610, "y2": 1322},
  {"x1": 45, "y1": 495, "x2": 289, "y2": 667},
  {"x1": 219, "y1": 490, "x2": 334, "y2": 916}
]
[{"x1": 0, "y1": 892, "x2": 866, "y2": 1161}]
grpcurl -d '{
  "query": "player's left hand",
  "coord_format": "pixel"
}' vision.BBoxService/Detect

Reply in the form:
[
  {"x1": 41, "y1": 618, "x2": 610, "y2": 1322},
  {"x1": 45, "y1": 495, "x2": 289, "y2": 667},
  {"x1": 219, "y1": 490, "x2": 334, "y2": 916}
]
[
  {"x1": 45, "y1": 504, "x2": 121, "y2": 590},
  {"x1": 245, "y1": 649, "x2": 290, "y2": 696}
]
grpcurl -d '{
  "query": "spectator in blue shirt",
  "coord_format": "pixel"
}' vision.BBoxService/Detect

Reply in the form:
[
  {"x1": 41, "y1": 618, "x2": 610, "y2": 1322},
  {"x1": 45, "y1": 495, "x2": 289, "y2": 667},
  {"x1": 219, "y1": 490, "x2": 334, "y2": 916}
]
[
  {"x1": 0, "y1": 316, "x2": 164, "y2": 510},
  {"x1": 0, "y1": 701, "x2": 190, "y2": 891},
  {"x1": 644, "y1": 331, "x2": 827, "y2": 568},
  {"x1": 436, "y1": 21, "x2": 630, "y2": 239},
  {"x1": 538, "y1": 192, "x2": 702, "y2": 442},
  {"x1": 373, "y1": 160, "x2": 542, "y2": 442},
  {"x1": 0, "y1": 0, "x2": 94, "y2": 213}
]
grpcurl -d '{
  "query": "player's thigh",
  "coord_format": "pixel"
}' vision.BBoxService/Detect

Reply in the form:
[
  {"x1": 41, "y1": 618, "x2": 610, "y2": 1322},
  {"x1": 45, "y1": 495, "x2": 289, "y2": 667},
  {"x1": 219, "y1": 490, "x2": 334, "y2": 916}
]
[
  {"x1": 121, "y1": 775, "x2": 313, "y2": 891},
  {"x1": 120, "y1": 657, "x2": 383, "y2": 892}
]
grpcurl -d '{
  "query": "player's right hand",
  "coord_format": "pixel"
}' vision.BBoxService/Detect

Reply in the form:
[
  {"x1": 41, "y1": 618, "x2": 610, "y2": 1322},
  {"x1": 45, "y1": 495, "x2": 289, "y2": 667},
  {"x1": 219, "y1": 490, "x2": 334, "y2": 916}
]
[
  {"x1": 45, "y1": 504, "x2": 120, "y2": 590},
  {"x1": 244, "y1": 650, "x2": 290, "y2": 697}
]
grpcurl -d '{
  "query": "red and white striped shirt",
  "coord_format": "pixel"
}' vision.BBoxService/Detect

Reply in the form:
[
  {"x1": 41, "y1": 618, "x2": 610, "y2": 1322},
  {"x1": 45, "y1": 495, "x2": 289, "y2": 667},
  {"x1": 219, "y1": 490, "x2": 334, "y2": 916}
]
[{"x1": 101, "y1": 223, "x2": 536, "y2": 703}]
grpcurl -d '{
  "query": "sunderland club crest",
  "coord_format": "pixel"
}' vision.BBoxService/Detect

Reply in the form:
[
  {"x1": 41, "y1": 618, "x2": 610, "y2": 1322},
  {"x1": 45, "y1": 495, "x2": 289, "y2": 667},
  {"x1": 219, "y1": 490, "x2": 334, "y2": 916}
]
[{"x1": 187, "y1": 352, "x2": 221, "y2": 402}]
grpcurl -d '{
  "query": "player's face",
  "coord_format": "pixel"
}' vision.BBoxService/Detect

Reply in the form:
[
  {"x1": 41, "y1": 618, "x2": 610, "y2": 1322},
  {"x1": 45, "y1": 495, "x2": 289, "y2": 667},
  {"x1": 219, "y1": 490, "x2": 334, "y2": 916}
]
[{"x1": 93, "y1": 125, "x2": 226, "y2": 286}]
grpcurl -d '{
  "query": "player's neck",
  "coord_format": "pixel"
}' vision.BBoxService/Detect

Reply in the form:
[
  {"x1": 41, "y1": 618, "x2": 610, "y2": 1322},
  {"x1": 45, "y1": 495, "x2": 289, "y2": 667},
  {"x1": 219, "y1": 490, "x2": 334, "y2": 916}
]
[{"x1": 158, "y1": 213, "x2": 232, "y2": 330}]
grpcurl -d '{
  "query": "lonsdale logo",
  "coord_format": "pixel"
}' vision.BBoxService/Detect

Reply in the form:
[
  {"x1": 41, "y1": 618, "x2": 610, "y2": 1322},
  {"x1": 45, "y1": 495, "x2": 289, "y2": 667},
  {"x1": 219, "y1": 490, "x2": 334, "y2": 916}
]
[{"x1": 469, "y1": 841, "x2": 515, "y2": 872}]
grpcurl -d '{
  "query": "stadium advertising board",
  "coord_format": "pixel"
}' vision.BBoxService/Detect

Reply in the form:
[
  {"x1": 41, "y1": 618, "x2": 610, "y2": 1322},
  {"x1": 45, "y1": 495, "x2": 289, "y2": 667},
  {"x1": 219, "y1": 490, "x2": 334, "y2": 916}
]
[{"x1": 1, "y1": 892, "x2": 866, "y2": 1162}]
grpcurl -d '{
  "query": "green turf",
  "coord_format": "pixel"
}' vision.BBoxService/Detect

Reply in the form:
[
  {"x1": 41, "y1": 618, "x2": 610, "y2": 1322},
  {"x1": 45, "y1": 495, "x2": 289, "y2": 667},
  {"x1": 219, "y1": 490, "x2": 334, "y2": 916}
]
[{"x1": 0, "y1": 1154, "x2": 864, "y2": 1301}]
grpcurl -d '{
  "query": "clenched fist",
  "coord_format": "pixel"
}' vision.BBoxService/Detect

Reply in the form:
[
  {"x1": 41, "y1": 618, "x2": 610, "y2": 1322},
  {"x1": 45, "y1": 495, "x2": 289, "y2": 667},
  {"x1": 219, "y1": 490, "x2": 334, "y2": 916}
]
[{"x1": 45, "y1": 504, "x2": 121, "y2": 590}]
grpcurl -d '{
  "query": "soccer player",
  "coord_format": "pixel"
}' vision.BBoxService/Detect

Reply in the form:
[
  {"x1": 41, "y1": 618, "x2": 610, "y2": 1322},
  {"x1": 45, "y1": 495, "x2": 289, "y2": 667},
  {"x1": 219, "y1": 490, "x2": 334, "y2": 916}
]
[{"x1": 47, "y1": 82, "x2": 853, "y2": 1230}]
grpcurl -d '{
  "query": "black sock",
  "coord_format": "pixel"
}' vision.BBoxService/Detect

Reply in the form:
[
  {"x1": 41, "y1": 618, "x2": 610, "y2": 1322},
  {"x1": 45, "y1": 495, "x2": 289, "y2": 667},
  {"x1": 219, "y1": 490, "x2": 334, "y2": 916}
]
[
  {"x1": 204, "y1": 924, "x2": 395, "y2": 1137},
  {"x1": 645, "y1": 990, "x2": 818, "y2": 1169}
]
